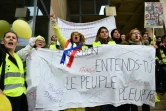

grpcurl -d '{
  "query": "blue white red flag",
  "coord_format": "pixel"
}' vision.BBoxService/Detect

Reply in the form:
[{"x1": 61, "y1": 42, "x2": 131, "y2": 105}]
[{"x1": 60, "y1": 40, "x2": 82, "y2": 68}]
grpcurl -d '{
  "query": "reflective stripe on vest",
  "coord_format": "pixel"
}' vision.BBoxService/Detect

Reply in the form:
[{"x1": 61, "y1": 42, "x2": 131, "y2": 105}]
[
  {"x1": 92, "y1": 41, "x2": 116, "y2": 47},
  {"x1": 5, "y1": 83, "x2": 24, "y2": 90},
  {"x1": 5, "y1": 72, "x2": 24, "y2": 78},
  {"x1": 0, "y1": 53, "x2": 26, "y2": 97},
  {"x1": 160, "y1": 49, "x2": 166, "y2": 64}
]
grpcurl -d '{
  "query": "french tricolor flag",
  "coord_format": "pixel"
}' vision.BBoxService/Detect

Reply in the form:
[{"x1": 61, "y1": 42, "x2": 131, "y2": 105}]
[{"x1": 60, "y1": 40, "x2": 82, "y2": 68}]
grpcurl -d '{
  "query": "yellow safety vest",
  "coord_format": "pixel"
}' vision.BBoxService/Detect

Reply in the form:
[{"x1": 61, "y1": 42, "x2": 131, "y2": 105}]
[
  {"x1": 49, "y1": 44, "x2": 57, "y2": 50},
  {"x1": 92, "y1": 41, "x2": 116, "y2": 47},
  {"x1": 160, "y1": 49, "x2": 166, "y2": 64},
  {"x1": 156, "y1": 57, "x2": 159, "y2": 61},
  {"x1": 0, "y1": 53, "x2": 26, "y2": 97},
  {"x1": 82, "y1": 45, "x2": 88, "y2": 50},
  {"x1": 70, "y1": 43, "x2": 88, "y2": 50}
]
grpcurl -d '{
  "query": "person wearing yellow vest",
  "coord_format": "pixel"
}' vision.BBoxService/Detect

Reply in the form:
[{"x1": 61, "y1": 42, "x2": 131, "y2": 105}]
[
  {"x1": 92, "y1": 26, "x2": 116, "y2": 47},
  {"x1": 50, "y1": 13, "x2": 87, "y2": 111},
  {"x1": 0, "y1": 31, "x2": 28, "y2": 111},
  {"x1": 91, "y1": 26, "x2": 117, "y2": 111},
  {"x1": 33, "y1": 35, "x2": 45, "y2": 48},
  {"x1": 155, "y1": 36, "x2": 164, "y2": 93},
  {"x1": 49, "y1": 35, "x2": 58, "y2": 50},
  {"x1": 142, "y1": 35, "x2": 161, "y2": 102},
  {"x1": 156, "y1": 35, "x2": 166, "y2": 94}
]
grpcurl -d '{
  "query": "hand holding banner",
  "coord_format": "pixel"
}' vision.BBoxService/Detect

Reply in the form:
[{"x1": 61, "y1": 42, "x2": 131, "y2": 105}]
[{"x1": 26, "y1": 45, "x2": 156, "y2": 110}]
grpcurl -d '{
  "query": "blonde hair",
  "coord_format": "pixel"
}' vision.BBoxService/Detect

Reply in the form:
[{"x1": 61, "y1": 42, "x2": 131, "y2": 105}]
[{"x1": 36, "y1": 35, "x2": 45, "y2": 42}]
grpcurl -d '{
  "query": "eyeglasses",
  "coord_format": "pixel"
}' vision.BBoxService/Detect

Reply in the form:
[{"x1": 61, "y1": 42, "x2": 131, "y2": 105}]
[
  {"x1": 36, "y1": 40, "x2": 45, "y2": 43},
  {"x1": 132, "y1": 32, "x2": 140, "y2": 34}
]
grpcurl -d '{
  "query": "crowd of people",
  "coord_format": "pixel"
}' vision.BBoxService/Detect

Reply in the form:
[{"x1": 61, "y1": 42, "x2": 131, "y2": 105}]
[{"x1": 0, "y1": 14, "x2": 166, "y2": 111}]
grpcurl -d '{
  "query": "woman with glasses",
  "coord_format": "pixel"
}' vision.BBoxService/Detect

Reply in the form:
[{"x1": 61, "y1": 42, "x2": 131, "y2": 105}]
[
  {"x1": 125, "y1": 28, "x2": 151, "y2": 111},
  {"x1": 16, "y1": 35, "x2": 46, "y2": 111},
  {"x1": 127, "y1": 29, "x2": 142, "y2": 45},
  {"x1": 17, "y1": 35, "x2": 45, "y2": 62}
]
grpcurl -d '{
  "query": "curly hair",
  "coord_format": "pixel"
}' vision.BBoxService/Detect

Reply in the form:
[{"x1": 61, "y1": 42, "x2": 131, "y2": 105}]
[{"x1": 70, "y1": 31, "x2": 85, "y2": 44}]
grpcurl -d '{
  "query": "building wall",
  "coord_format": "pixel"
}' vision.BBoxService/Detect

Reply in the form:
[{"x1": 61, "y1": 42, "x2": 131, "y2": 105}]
[
  {"x1": 51, "y1": 0, "x2": 67, "y2": 20},
  {"x1": 48, "y1": 0, "x2": 67, "y2": 42}
]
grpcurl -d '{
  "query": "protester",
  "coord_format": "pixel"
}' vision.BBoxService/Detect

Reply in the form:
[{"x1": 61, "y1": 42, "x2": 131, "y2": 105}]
[
  {"x1": 48, "y1": 35, "x2": 60, "y2": 50},
  {"x1": 120, "y1": 33, "x2": 128, "y2": 44},
  {"x1": 93, "y1": 26, "x2": 118, "y2": 111},
  {"x1": 120, "y1": 34, "x2": 126, "y2": 42},
  {"x1": 16, "y1": 35, "x2": 46, "y2": 111},
  {"x1": 33, "y1": 35, "x2": 45, "y2": 48},
  {"x1": 126, "y1": 28, "x2": 151, "y2": 111},
  {"x1": 110, "y1": 29, "x2": 122, "y2": 44},
  {"x1": 155, "y1": 36, "x2": 165, "y2": 95},
  {"x1": 158, "y1": 35, "x2": 166, "y2": 94},
  {"x1": 142, "y1": 32, "x2": 149, "y2": 45},
  {"x1": 110, "y1": 29, "x2": 129, "y2": 111},
  {"x1": 50, "y1": 13, "x2": 88, "y2": 111},
  {"x1": 0, "y1": 31, "x2": 28, "y2": 111},
  {"x1": 144, "y1": 30, "x2": 152, "y2": 44},
  {"x1": 17, "y1": 35, "x2": 45, "y2": 62},
  {"x1": 93, "y1": 26, "x2": 116, "y2": 46},
  {"x1": 50, "y1": 13, "x2": 88, "y2": 51}
]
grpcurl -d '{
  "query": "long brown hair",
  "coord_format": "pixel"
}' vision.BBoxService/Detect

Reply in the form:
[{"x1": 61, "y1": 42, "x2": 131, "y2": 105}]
[{"x1": 95, "y1": 26, "x2": 112, "y2": 42}]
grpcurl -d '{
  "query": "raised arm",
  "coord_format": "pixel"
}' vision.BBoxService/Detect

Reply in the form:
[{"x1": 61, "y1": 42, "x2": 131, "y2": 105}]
[
  {"x1": 16, "y1": 38, "x2": 35, "y2": 62},
  {"x1": 50, "y1": 13, "x2": 67, "y2": 49}
]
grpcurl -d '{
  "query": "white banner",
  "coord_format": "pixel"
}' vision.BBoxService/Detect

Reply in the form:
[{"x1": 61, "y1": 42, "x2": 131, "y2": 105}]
[
  {"x1": 26, "y1": 45, "x2": 155, "y2": 111},
  {"x1": 57, "y1": 16, "x2": 116, "y2": 44}
]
